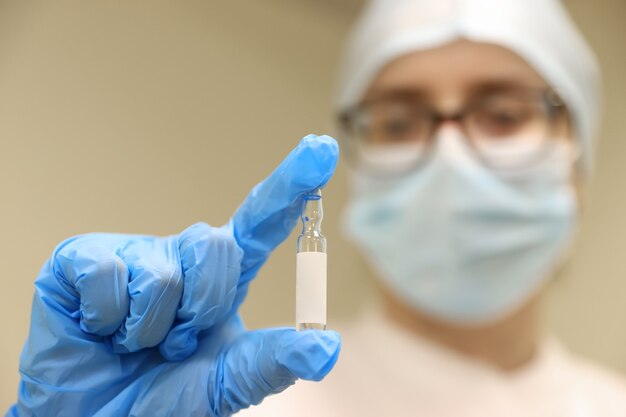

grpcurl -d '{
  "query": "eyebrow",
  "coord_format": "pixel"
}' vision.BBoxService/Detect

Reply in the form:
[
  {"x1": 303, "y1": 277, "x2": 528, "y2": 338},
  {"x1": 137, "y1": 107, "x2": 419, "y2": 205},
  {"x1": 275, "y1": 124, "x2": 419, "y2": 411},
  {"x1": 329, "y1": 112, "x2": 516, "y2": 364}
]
[
  {"x1": 361, "y1": 89, "x2": 429, "y2": 105},
  {"x1": 362, "y1": 80, "x2": 549, "y2": 105},
  {"x1": 469, "y1": 81, "x2": 549, "y2": 95}
]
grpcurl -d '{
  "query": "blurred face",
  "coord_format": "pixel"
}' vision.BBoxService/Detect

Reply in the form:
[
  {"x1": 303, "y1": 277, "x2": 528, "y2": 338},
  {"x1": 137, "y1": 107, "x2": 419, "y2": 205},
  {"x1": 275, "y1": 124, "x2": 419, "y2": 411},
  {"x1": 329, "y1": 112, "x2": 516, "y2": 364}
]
[{"x1": 341, "y1": 40, "x2": 580, "y2": 325}]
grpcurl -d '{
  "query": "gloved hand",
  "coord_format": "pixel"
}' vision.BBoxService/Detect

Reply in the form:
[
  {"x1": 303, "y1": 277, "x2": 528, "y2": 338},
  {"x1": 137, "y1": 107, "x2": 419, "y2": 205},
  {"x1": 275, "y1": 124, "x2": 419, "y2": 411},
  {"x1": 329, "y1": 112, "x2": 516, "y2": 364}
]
[{"x1": 8, "y1": 134, "x2": 341, "y2": 417}]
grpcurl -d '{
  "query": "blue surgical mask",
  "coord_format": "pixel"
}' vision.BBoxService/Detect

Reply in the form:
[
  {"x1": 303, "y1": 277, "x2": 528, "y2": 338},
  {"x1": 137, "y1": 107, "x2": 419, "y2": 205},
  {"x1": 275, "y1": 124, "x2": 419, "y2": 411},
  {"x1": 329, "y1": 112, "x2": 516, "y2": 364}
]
[{"x1": 343, "y1": 131, "x2": 577, "y2": 325}]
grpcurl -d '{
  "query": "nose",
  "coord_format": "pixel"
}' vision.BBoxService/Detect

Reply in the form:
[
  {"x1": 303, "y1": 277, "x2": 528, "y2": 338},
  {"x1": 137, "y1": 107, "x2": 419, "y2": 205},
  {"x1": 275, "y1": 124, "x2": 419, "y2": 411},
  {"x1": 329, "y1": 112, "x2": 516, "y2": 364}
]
[{"x1": 433, "y1": 122, "x2": 465, "y2": 142}]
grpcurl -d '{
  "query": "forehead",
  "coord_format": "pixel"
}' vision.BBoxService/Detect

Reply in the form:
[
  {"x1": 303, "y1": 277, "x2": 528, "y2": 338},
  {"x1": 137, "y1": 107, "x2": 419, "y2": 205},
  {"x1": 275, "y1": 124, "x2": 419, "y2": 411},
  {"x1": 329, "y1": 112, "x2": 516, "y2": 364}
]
[{"x1": 365, "y1": 39, "x2": 549, "y2": 100}]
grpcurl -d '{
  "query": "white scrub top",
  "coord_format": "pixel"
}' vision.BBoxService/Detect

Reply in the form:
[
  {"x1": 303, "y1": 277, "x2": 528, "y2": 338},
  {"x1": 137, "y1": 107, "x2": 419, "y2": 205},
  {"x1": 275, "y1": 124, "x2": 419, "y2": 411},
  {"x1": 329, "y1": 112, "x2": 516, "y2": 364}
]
[{"x1": 240, "y1": 307, "x2": 626, "y2": 417}]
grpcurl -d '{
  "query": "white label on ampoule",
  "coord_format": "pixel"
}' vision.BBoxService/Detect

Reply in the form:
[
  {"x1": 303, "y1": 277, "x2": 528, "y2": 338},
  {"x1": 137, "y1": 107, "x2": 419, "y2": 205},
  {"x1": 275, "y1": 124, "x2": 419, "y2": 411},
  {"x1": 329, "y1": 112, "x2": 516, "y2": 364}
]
[{"x1": 296, "y1": 252, "x2": 327, "y2": 325}]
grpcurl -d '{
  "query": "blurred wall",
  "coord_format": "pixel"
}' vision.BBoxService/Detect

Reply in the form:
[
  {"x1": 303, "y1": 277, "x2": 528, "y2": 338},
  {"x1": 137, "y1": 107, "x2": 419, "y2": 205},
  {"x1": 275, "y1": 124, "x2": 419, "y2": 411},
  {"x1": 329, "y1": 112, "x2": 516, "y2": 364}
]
[{"x1": 0, "y1": 0, "x2": 624, "y2": 411}]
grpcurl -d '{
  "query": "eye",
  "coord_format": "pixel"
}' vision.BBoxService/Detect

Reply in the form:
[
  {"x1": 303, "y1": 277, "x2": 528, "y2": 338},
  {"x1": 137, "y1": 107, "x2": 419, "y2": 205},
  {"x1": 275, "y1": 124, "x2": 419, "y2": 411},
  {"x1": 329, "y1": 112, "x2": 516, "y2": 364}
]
[
  {"x1": 488, "y1": 108, "x2": 529, "y2": 126},
  {"x1": 474, "y1": 100, "x2": 538, "y2": 137},
  {"x1": 367, "y1": 106, "x2": 417, "y2": 143},
  {"x1": 382, "y1": 117, "x2": 413, "y2": 138},
  {"x1": 351, "y1": 101, "x2": 434, "y2": 144}
]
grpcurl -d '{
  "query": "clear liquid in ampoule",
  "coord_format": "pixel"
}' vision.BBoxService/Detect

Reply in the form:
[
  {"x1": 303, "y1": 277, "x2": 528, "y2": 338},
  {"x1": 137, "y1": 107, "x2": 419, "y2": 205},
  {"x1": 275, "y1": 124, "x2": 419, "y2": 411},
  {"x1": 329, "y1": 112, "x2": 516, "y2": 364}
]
[{"x1": 296, "y1": 188, "x2": 327, "y2": 331}]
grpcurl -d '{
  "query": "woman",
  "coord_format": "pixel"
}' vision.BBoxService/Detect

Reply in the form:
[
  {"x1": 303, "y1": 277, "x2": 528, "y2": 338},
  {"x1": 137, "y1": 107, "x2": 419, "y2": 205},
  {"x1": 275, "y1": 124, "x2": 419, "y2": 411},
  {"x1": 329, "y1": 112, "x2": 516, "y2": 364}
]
[
  {"x1": 242, "y1": 0, "x2": 626, "y2": 415},
  {"x1": 9, "y1": 1, "x2": 624, "y2": 416}
]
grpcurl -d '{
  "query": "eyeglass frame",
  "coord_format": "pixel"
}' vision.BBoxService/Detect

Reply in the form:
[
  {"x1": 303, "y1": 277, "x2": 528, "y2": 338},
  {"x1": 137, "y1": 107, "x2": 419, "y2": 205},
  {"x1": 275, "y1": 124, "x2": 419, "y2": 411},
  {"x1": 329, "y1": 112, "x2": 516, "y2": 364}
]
[{"x1": 337, "y1": 87, "x2": 569, "y2": 176}]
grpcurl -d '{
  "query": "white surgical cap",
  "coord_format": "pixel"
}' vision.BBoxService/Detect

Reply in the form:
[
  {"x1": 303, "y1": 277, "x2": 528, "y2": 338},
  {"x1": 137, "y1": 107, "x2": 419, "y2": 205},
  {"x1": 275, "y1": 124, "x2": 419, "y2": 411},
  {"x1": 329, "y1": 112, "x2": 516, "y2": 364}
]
[{"x1": 335, "y1": 0, "x2": 602, "y2": 176}]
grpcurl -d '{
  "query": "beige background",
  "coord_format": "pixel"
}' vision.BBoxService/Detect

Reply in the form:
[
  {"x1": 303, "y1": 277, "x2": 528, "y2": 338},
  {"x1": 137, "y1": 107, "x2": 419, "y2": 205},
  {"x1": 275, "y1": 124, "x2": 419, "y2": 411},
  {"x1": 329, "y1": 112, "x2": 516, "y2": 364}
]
[{"x1": 0, "y1": 0, "x2": 624, "y2": 411}]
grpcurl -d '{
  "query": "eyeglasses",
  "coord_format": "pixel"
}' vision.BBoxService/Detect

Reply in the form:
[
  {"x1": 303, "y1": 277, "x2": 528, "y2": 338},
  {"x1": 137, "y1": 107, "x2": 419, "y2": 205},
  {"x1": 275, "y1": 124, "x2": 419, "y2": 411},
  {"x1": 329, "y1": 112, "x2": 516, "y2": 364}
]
[{"x1": 338, "y1": 88, "x2": 568, "y2": 176}]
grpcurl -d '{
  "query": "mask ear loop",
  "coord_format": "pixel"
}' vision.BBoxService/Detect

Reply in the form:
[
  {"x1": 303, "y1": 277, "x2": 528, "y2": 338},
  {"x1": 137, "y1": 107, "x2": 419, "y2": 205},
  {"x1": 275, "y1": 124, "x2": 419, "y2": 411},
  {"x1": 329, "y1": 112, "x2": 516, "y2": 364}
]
[
  {"x1": 548, "y1": 87, "x2": 587, "y2": 213},
  {"x1": 546, "y1": 87, "x2": 583, "y2": 287}
]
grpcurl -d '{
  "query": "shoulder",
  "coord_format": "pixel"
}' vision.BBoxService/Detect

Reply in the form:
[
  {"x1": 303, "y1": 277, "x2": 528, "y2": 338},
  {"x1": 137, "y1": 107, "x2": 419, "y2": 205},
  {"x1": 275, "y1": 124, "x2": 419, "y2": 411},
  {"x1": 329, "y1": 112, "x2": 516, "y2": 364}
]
[
  {"x1": 571, "y1": 357, "x2": 626, "y2": 401},
  {"x1": 558, "y1": 346, "x2": 626, "y2": 415}
]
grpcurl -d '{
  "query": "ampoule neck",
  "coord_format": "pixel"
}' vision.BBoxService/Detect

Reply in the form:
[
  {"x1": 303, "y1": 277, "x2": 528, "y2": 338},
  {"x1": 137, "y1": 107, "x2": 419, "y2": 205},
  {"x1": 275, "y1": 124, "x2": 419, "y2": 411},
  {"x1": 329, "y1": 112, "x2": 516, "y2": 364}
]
[
  {"x1": 298, "y1": 188, "x2": 326, "y2": 253},
  {"x1": 301, "y1": 189, "x2": 324, "y2": 235}
]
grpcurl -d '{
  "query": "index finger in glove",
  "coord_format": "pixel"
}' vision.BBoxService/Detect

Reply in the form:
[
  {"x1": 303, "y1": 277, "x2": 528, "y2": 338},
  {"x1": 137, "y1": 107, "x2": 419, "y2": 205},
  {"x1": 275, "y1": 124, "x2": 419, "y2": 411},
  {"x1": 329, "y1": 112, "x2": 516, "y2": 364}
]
[{"x1": 231, "y1": 134, "x2": 338, "y2": 283}]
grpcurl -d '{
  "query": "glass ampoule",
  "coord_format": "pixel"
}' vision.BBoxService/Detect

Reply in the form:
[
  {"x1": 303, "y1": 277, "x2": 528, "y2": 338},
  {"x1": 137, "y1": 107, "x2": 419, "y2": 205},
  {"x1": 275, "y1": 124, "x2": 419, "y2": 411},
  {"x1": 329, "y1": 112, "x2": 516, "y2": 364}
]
[{"x1": 296, "y1": 188, "x2": 327, "y2": 331}]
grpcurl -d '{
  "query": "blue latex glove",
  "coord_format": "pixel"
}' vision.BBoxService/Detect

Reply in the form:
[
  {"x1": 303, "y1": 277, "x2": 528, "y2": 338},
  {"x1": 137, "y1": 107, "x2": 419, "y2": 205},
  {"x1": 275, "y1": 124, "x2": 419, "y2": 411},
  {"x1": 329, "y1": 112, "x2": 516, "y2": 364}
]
[{"x1": 8, "y1": 134, "x2": 341, "y2": 417}]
